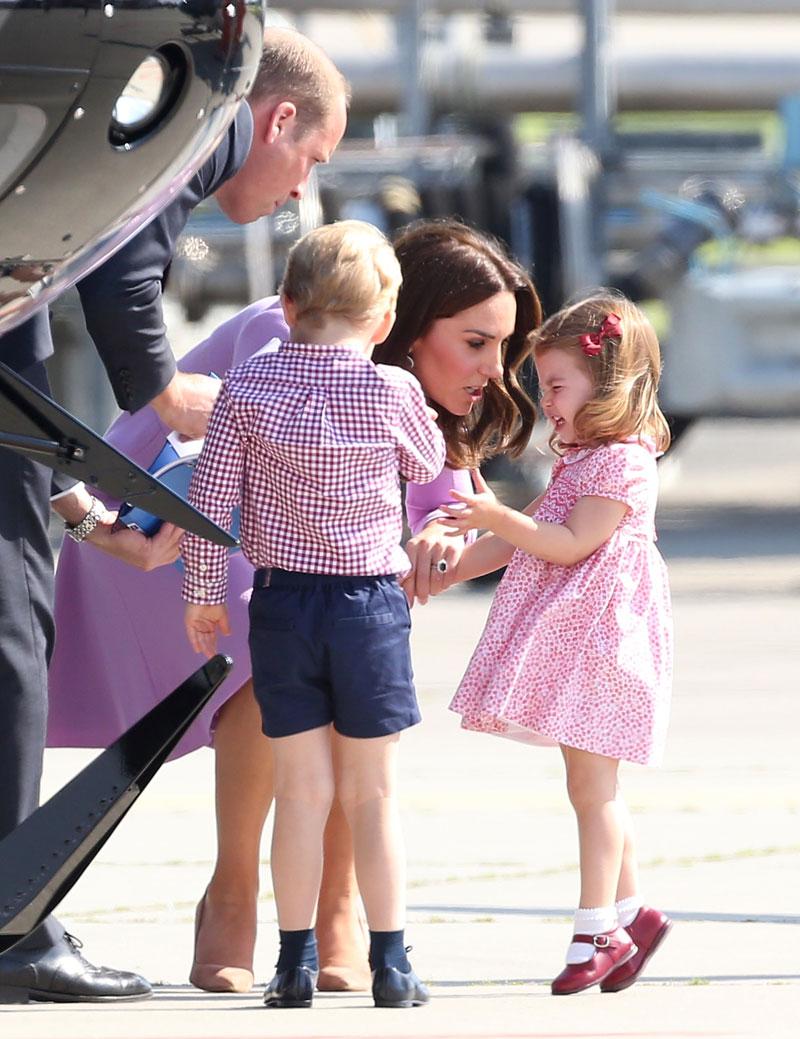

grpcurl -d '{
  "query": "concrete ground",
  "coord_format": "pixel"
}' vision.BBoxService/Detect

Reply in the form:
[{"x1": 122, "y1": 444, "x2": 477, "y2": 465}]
[{"x1": 3, "y1": 417, "x2": 799, "y2": 1038}]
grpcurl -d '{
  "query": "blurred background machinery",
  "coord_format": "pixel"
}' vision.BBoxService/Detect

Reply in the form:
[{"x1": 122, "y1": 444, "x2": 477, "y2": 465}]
[{"x1": 51, "y1": 1, "x2": 800, "y2": 458}]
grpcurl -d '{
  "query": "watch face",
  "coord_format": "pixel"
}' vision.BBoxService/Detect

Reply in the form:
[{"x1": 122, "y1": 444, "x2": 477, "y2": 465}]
[{"x1": 0, "y1": 0, "x2": 265, "y2": 335}]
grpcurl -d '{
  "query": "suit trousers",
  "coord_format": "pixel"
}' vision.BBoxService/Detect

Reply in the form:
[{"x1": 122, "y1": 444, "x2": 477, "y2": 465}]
[{"x1": 0, "y1": 359, "x2": 63, "y2": 954}]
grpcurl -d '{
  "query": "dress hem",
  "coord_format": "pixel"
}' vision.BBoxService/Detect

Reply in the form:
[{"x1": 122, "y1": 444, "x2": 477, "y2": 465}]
[{"x1": 450, "y1": 706, "x2": 663, "y2": 767}]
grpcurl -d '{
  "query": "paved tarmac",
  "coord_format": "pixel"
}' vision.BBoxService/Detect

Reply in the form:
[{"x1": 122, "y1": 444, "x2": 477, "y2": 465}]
[{"x1": 3, "y1": 418, "x2": 799, "y2": 1038}]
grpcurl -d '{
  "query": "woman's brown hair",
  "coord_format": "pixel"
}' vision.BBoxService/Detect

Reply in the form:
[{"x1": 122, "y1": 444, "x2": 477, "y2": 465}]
[
  {"x1": 373, "y1": 218, "x2": 542, "y2": 469},
  {"x1": 532, "y1": 290, "x2": 671, "y2": 455}
]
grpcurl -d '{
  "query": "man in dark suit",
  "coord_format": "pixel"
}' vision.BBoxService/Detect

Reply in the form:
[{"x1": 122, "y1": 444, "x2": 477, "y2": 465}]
[{"x1": 0, "y1": 27, "x2": 348, "y2": 1004}]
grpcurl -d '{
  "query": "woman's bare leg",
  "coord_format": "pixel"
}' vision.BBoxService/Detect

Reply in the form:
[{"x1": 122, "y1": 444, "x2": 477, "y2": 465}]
[
  {"x1": 316, "y1": 798, "x2": 371, "y2": 991},
  {"x1": 191, "y1": 680, "x2": 272, "y2": 992}
]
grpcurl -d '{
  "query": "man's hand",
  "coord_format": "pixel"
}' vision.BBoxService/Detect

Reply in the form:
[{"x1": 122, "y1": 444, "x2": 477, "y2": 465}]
[
  {"x1": 151, "y1": 371, "x2": 221, "y2": 439},
  {"x1": 402, "y1": 521, "x2": 464, "y2": 607},
  {"x1": 185, "y1": 603, "x2": 230, "y2": 658},
  {"x1": 87, "y1": 515, "x2": 184, "y2": 570},
  {"x1": 53, "y1": 486, "x2": 184, "y2": 570}
]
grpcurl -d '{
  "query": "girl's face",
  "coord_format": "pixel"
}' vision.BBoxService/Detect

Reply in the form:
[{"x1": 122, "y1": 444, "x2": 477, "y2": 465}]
[
  {"x1": 536, "y1": 348, "x2": 595, "y2": 445},
  {"x1": 410, "y1": 292, "x2": 517, "y2": 416}
]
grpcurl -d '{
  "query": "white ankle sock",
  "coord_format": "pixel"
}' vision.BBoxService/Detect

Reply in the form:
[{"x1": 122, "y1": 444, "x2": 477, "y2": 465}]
[
  {"x1": 616, "y1": 895, "x2": 643, "y2": 928},
  {"x1": 565, "y1": 906, "x2": 618, "y2": 965}
]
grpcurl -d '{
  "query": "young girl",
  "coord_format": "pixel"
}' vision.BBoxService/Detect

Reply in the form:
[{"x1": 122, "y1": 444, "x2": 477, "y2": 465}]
[
  {"x1": 443, "y1": 291, "x2": 673, "y2": 996},
  {"x1": 181, "y1": 220, "x2": 443, "y2": 1009}
]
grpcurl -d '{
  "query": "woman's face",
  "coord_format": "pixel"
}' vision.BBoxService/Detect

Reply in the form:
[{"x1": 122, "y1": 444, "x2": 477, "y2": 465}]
[{"x1": 410, "y1": 291, "x2": 517, "y2": 416}]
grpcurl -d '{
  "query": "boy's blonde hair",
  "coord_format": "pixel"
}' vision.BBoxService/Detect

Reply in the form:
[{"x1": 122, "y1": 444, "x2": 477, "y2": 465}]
[
  {"x1": 280, "y1": 220, "x2": 401, "y2": 334},
  {"x1": 532, "y1": 290, "x2": 671, "y2": 454}
]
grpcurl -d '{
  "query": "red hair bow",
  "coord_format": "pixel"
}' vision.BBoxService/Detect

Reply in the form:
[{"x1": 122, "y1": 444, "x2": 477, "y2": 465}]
[{"x1": 579, "y1": 313, "x2": 622, "y2": 356}]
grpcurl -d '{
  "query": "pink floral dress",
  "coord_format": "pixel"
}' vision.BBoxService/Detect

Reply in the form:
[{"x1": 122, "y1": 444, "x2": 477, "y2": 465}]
[{"x1": 449, "y1": 439, "x2": 672, "y2": 766}]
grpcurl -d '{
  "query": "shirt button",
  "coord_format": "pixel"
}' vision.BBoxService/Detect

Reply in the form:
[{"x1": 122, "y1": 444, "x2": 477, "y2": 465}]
[{"x1": 199, "y1": 564, "x2": 208, "y2": 573}]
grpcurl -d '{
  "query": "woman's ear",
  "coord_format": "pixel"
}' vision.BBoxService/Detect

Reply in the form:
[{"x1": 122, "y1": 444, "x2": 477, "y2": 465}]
[{"x1": 264, "y1": 100, "x2": 297, "y2": 144}]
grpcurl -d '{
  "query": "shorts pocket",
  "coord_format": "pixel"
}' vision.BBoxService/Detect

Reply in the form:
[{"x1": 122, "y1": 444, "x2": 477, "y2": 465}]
[
  {"x1": 334, "y1": 612, "x2": 393, "y2": 626},
  {"x1": 248, "y1": 590, "x2": 296, "y2": 631}
]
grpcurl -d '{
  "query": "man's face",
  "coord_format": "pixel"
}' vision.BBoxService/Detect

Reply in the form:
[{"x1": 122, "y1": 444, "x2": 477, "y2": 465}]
[
  {"x1": 264, "y1": 96, "x2": 347, "y2": 214},
  {"x1": 216, "y1": 93, "x2": 347, "y2": 224}
]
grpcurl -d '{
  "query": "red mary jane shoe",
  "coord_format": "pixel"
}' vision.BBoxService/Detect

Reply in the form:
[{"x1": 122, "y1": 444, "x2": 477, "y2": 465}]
[
  {"x1": 600, "y1": 906, "x2": 672, "y2": 993},
  {"x1": 551, "y1": 927, "x2": 636, "y2": 996}
]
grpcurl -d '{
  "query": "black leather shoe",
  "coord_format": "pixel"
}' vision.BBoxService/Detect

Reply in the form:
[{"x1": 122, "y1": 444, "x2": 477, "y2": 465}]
[
  {"x1": 372, "y1": 965, "x2": 430, "y2": 1008},
  {"x1": 0, "y1": 933, "x2": 152, "y2": 1003},
  {"x1": 263, "y1": 965, "x2": 317, "y2": 1008}
]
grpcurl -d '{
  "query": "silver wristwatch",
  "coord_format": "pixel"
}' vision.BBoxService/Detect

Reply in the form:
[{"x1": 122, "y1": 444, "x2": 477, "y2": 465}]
[{"x1": 65, "y1": 496, "x2": 104, "y2": 543}]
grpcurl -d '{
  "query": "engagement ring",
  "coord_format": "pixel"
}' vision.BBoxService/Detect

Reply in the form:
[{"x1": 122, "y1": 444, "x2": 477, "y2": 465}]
[{"x1": 431, "y1": 559, "x2": 448, "y2": 574}]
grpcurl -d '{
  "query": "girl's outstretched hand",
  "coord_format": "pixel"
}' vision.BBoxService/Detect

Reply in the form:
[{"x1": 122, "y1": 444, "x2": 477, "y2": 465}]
[
  {"x1": 185, "y1": 603, "x2": 231, "y2": 658},
  {"x1": 440, "y1": 470, "x2": 503, "y2": 535}
]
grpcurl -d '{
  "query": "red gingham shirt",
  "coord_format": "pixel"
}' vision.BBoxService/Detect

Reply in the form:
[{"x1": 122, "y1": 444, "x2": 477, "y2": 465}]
[{"x1": 181, "y1": 341, "x2": 445, "y2": 604}]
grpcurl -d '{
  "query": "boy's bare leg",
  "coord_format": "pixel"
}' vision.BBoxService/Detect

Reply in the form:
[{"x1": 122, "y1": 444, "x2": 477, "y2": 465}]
[
  {"x1": 332, "y1": 732, "x2": 405, "y2": 931},
  {"x1": 270, "y1": 725, "x2": 335, "y2": 930}
]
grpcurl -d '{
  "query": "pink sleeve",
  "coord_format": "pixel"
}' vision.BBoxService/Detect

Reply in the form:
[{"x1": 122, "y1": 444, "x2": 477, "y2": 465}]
[
  {"x1": 578, "y1": 442, "x2": 652, "y2": 511},
  {"x1": 394, "y1": 379, "x2": 446, "y2": 484},
  {"x1": 181, "y1": 386, "x2": 245, "y2": 604},
  {"x1": 405, "y1": 466, "x2": 477, "y2": 537}
]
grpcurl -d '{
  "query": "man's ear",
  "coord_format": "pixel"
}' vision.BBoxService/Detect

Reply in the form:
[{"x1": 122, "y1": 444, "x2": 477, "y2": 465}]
[{"x1": 264, "y1": 100, "x2": 297, "y2": 144}]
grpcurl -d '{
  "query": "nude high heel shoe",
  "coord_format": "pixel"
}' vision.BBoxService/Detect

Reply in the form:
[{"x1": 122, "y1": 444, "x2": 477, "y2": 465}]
[
  {"x1": 189, "y1": 892, "x2": 255, "y2": 994},
  {"x1": 316, "y1": 901, "x2": 371, "y2": 992}
]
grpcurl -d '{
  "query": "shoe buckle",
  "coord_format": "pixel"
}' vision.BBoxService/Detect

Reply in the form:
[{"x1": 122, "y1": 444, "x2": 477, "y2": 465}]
[{"x1": 593, "y1": 934, "x2": 611, "y2": 948}]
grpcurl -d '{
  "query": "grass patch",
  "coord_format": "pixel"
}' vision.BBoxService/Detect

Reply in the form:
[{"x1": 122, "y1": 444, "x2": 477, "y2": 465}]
[{"x1": 515, "y1": 109, "x2": 781, "y2": 149}]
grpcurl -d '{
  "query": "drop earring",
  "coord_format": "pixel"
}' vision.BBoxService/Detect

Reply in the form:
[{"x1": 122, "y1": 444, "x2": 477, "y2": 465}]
[{"x1": 406, "y1": 352, "x2": 415, "y2": 371}]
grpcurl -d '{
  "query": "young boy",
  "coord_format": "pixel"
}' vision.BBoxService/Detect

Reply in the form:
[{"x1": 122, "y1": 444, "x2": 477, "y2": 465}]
[{"x1": 182, "y1": 220, "x2": 444, "y2": 1008}]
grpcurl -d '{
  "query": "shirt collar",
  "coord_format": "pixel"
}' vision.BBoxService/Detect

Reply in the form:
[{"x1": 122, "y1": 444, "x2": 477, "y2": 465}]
[{"x1": 280, "y1": 340, "x2": 372, "y2": 363}]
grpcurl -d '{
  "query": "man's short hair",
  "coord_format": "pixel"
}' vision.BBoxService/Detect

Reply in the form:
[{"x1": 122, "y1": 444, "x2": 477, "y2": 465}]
[{"x1": 249, "y1": 27, "x2": 350, "y2": 131}]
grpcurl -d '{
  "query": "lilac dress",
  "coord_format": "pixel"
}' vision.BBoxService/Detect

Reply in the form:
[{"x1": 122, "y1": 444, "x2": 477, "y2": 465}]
[{"x1": 47, "y1": 297, "x2": 461, "y2": 758}]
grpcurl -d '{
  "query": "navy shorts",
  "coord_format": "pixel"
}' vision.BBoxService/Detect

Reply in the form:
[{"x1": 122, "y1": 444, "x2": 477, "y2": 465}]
[{"x1": 248, "y1": 568, "x2": 421, "y2": 740}]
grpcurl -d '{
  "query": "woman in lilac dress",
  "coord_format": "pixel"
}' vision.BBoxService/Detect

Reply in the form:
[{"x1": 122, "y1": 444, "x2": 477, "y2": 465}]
[{"x1": 48, "y1": 218, "x2": 541, "y2": 993}]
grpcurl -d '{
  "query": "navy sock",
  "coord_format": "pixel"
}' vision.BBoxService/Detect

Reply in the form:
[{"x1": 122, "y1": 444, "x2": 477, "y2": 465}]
[
  {"x1": 369, "y1": 929, "x2": 410, "y2": 972},
  {"x1": 276, "y1": 928, "x2": 318, "y2": 972}
]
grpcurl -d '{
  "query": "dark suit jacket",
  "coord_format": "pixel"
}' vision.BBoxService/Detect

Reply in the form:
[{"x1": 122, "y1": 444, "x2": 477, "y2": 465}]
[{"x1": 0, "y1": 102, "x2": 253, "y2": 411}]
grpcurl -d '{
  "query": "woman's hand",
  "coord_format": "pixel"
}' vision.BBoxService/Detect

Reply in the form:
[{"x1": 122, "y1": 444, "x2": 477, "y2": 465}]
[
  {"x1": 402, "y1": 520, "x2": 464, "y2": 606},
  {"x1": 440, "y1": 470, "x2": 503, "y2": 535},
  {"x1": 185, "y1": 603, "x2": 231, "y2": 657}
]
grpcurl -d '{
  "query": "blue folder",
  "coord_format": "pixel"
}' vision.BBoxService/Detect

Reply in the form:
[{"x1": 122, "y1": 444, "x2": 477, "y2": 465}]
[{"x1": 119, "y1": 432, "x2": 240, "y2": 568}]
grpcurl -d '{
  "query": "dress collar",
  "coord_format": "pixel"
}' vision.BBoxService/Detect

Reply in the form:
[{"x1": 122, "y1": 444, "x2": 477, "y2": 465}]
[{"x1": 558, "y1": 436, "x2": 657, "y2": 466}]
